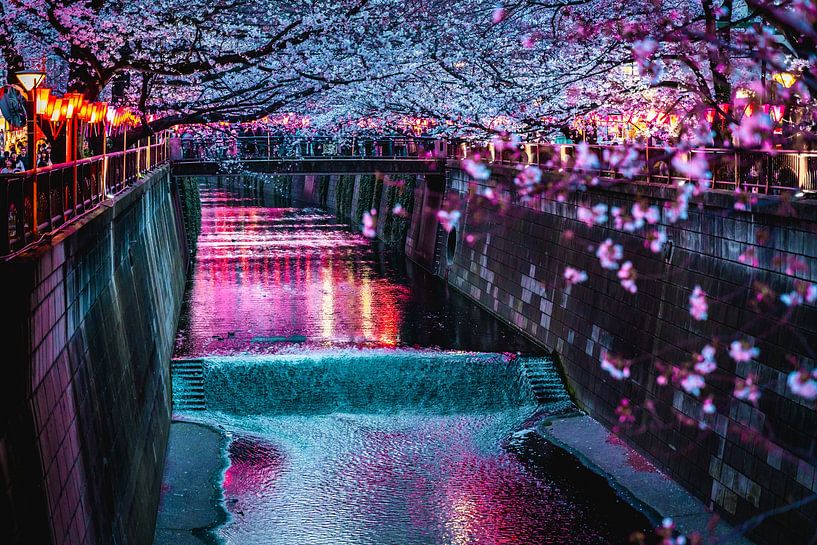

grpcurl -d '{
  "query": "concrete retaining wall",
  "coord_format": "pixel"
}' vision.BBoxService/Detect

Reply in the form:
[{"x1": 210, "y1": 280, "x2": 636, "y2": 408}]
[
  {"x1": 431, "y1": 165, "x2": 817, "y2": 544},
  {"x1": 0, "y1": 168, "x2": 188, "y2": 545}
]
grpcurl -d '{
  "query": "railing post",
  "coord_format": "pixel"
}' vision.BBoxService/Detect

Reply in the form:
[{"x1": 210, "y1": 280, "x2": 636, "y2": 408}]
[
  {"x1": 645, "y1": 146, "x2": 651, "y2": 184},
  {"x1": 123, "y1": 130, "x2": 128, "y2": 187},
  {"x1": 102, "y1": 130, "x2": 108, "y2": 197},
  {"x1": 734, "y1": 150, "x2": 740, "y2": 191},
  {"x1": 32, "y1": 173, "x2": 38, "y2": 235}
]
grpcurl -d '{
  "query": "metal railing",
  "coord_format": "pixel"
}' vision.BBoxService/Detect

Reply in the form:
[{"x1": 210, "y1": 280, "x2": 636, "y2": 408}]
[
  {"x1": 176, "y1": 136, "x2": 445, "y2": 160},
  {"x1": 0, "y1": 137, "x2": 169, "y2": 256},
  {"x1": 450, "y1": 142, "x2": 817, "y2": 195}
]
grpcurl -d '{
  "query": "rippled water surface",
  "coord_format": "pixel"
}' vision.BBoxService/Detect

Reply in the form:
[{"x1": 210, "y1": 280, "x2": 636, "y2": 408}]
[{"x1": 173, "y1": 179, "x2": 651, "y2": 545}]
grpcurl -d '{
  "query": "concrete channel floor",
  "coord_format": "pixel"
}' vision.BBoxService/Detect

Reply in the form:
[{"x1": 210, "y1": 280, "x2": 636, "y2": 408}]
[
  {"x1": 536, "y1": 414, "x2": 754, "y2": 544},
  {"x1": 154, "y1": 417, "x2": 754, "y2": 545},
  {"x1": 154, "y1": 421, "x2": 228, "y2": 545}
]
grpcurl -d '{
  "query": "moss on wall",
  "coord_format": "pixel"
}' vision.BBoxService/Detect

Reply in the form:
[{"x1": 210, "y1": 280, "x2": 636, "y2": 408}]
[
  {"x1": 335, "y1": 174, "x2": 356, "y2": 219},
  {"x1": 382, "y1": 175, "x2": 416, "y2": 247},
  {"x1": 178, "y1": 177, "x2": 202, "y2": 255}
]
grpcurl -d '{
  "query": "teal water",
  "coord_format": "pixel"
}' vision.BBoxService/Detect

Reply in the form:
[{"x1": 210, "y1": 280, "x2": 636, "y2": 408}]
[{"x1": 169, "y1": 180, "x2": 652, "y2": 545}]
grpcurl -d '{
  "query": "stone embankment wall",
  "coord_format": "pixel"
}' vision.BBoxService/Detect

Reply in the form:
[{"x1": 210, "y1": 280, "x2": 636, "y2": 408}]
[
  {"x1": 0, "y1": 168, "x2": 188, "y2": 545},
  {"x1": 426, "y1": 164, "x2": 817, "y2": 545}
]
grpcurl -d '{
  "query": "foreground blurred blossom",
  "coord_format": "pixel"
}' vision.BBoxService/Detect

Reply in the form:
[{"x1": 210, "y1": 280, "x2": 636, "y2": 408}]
[
  {"x1": 601, "y1": 351, "x2": 632, "y2": 380},
  {"x1": 702, "y1": 397, "x2": 717, "y2": 414},
  {"x1": 730, "y1": 113, "x2": 774, "y2": 149},
  {"x1": 671, "y1": 153, "x2": 710, "y2": 180},
  {"x1": 391, "y1": 203, "x2": 408, "y2": 217},
  {"x1": 577, "y1": 203, "x2": 608, "y2": 227},
  {"x1": 632, "y1": 202, "x2": 660, "y2": 225},
  {"x1": 575, "y1": 142, "x2": 600, "y2": 170},
  {"x1": 602, "y1": 147, "x2": 643, "y2": 179},
  {"x1": 514, "y1": 165, "x2": 543, "y2": 197},
  {"x1": 437, "y1": 209, "x2": 461, "y2": 232},
  {"x1": 729, "y1": 340, "x2": 760, "y2": 362},
  {"x1": 787, "y1": 369, "x2": 817, "y2": 400},
  {"x1": 617, "y1": 261, "x2": 638, "y2": 293},
  {"x1": 694, "y1": 345, "x2": 717, "y2": 375},
  {"x1": 615, "y1": 398, "x2": 635, "y2": 424},
  {"x1": 780, "y1": 281, "x2": 817, "y2": 307},
  {"x1": 462, "y1": 158, "x2": 490, "y2": 181},
  {"x1": 564, "y1": 266, "x2": 588, "y2": 285},
  {"x1": 734, "y1": 376, "x2": 761, "y2": 403},
  {"x1": 491, "y1": 6, "x2": 506, "y2": 24},
  {"x1": 362, "y1": 209, "x2": 377, "y2": 238},
  {"x1": 681, "y1": 373, "x2": 705, "y2": 396},
  {"x1": 646, "y1": 229, "x2": 667, "y2": 253},
  {"x1": 689, "y1": 285, "x2": 708, "y2": 320},
  {"x1": 596, "y1": 238, "x2": 623, "y2": 270}
]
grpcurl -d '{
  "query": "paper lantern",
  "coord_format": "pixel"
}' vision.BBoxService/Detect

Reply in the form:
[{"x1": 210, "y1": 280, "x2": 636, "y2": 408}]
[{"x1": 35, "y1": 87, "x2": 51, "y2": 115}]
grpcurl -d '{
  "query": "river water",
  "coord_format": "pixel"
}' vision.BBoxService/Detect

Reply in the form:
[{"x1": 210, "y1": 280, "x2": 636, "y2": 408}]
[{"x1": 171, "y1": 178, "x2": 652, "y2": 544}]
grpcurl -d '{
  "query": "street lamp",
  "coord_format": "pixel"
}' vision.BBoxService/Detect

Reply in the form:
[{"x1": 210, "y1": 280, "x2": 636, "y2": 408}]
[
  {"x1": 14, "y1": 69, "x2": 46, "y2": 171},
  {"x1": 14, "y1": 69, "x2": 46, "y2": 93}
]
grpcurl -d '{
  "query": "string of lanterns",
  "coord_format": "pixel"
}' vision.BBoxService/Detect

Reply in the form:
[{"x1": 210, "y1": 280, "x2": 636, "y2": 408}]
[{"x1": 32, "y1": 87, "x2": 141, "y2": 138}]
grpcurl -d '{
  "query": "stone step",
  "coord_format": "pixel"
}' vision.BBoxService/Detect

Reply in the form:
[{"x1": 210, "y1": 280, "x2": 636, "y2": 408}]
[{"x1": 171, "y1": 359, "x2": 207, "y2": 411}]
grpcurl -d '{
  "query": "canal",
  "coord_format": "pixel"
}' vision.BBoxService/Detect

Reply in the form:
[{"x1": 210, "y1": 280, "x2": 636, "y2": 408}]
[{"x1": 159, "y1": 177, "x2": 654, "y2": 544}]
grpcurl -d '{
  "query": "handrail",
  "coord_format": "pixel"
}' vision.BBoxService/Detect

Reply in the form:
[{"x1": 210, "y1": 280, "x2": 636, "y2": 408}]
[
  {"x1": 1, "y1": 135, "x2": 170, "y2": 257},
  {"x1": 450, "y1": 142, "x2": 817, "y2": 196}
]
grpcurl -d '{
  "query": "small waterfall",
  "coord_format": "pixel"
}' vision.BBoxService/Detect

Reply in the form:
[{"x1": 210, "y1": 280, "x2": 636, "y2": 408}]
[{"x1": 177, "y1": 350, "x2": 572, "y2": 415}]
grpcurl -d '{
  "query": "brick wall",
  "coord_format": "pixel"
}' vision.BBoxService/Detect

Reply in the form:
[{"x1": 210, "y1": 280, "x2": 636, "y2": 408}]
[
  {"x1": 0, "y1": 168, "x2": 188, "y2": 545},
  {"x1": 440, "y1": 165, "x2": 817, "y2": 544}
]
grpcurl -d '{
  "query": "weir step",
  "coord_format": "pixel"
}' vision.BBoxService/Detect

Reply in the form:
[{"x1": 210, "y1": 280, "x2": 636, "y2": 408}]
[
  {"x1": 518, "y1": 356, "x2": 571, "y2": 407},
  {"x1": 170, "y1": 359, "x2": 206, "y2": 411}
]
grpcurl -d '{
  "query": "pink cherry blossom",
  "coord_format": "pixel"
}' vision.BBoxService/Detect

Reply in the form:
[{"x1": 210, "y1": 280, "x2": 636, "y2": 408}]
[
  {"x1": 780, "y1": 281, "x2": 817, "y2": 307},
  {"x1": 729, "y1": 340, "x2": 759, "y2": 363},
  {"x1": 702, "y1": 397, "x2": 716, "y2": 414},
  {"x1": 601, "y1": 351, "x2": 632, "y2": 380},
  {"x1": 462, "y1": 158, "x2": 491, "y2": 181},
  {"x1": 645, "y1": 229, "x2": 667, "y2": 253},
  {"x1": 391, "y1": 203, "x2": 408, "y2": 217},
  {"x1": 617, "y1": 261, "x2": 638, "y2": 293},
  {"x1": 362, "y1": 209, "x2": 377, "y2": 238},
  {"x1": 730, "y1": 113, "x2": 774, "y2": 149},
  {"x1": 596, "y1": 239, "x2": 623, "y2": 270},
  {"x1": 615, "y1": 398, "x2": 635, "y2": 424},
  {"x1": 564, "y1": 267, "x2": 588, "y2": 285},
  {"x1": 491, "y1": 7, "x2": 506, "y2": 24},
  {"x1": 734, "y1": 376, "x2": 761, "y2": 403},
  {"x1": 689, "y1": 285, "x2": 708, "y2": 321},
  {"x1": 575, "y1": 143, "x2": 600, "y2": 170},
  {"x1": 787, "y1": 369, "x2": 817, "y2": 400},
  {"x1": 694, "y1": 345, "x2": 717, "y2": 374},
  {"x1": 437, "y1": 209, "x2": 461, "y2": 232},
  {"x1": 577, "y1": 203, "x2": 608, "y2": 227},
  {"x1": 681, "y1": 373, "x2": 705, "y2": 396},
  {"x1": 514, "y1": 165, "x2": 543, "y2": 197},
  {"x1": 670, "y1": 153, "x2": 710, "y2": 180}
]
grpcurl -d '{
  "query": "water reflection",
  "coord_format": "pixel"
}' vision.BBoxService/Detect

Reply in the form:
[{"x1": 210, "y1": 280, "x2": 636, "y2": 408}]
[
  {"x1": 173, "y1": 178, "x2": 652, "y2": 545},
  {"x1": 174, "y1": 180, "x2": 536, "y2": 357}
]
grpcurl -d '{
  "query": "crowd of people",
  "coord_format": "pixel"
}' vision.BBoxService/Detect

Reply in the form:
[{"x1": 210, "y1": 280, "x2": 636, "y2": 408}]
[{"x1": 0, "y1": 140, "x2": 53, "y2": 173}]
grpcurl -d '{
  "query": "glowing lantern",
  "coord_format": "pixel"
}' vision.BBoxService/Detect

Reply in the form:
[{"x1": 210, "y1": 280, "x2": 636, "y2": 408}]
[
  {"x1": 704, "y1": 108, "x2": 716, "y2": 124},
  {"x1": 50, "y1": 98, "x2": 65, "y2": 122},
  {"x1": 64, "y1": 92, "x2": 83, "y2": 119},
  {"x1": 106, "y1": 107, "x2": 116, "y2": 126},
  {"x1": 34, "y1": 88, "x2": 52, "y2": 115},
  {"x1": 772, "y1": 72, "x2": 797, "y2": 89},
  {"x1": 743, "y1": 103, "x2": 754, "y2": 118},
  {"x1": 770, "y1": 105, "x2": 786, "y2": 123},
  {"x1": 78, "y1": 102, "x2": 90, "y2": 122},
  {"x1": 44, "y1": 95, "x2": 57, "y2": 119}
]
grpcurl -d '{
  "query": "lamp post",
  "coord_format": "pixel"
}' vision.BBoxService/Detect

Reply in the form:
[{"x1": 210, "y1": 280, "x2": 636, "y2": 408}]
[
  {"x1": 14, "y1": 69, "x2": 45, "y2": 170},
  {"x1": 14, "y1": 69, "x2": 45, "y2": 234}
]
